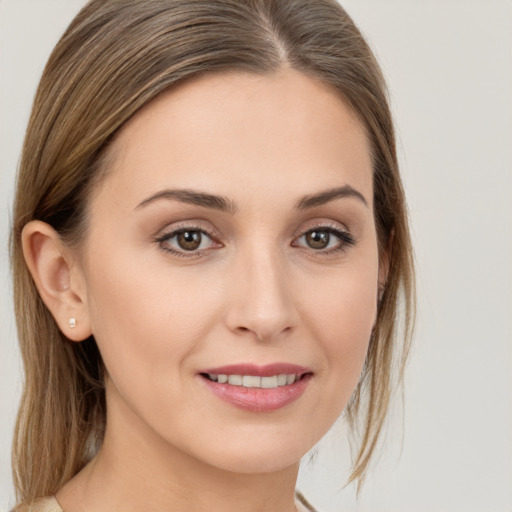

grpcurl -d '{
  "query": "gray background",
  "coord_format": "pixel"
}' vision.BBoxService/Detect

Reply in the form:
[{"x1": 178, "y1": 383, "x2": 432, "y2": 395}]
[{"x1": 1, "y1": 1, "x2": 511, "y2": 510}]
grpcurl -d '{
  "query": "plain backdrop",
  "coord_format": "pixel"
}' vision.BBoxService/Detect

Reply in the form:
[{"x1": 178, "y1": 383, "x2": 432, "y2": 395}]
[{"x1": 1, "y1": 1, "x2": 511, "y2": 511}]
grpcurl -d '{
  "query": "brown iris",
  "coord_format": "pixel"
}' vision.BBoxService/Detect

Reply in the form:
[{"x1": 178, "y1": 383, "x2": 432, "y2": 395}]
[
  {"x1": 306, "y1": 230, "x2": 330, "y2": 249},
  {"x1": 177, "y1": 230, "x2": 202, "y2": 251}
]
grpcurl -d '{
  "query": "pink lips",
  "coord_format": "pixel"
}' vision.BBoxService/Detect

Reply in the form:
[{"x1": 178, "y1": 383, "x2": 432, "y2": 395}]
[{"x1": 199, "y1": 363, "x2": 312, "y2": 412}]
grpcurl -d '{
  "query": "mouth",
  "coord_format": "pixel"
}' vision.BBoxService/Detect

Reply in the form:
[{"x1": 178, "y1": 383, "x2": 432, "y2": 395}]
[
  {"x1": 200, "y1": 372, "x2": 306, "y2": 388},
  {"x1": 198, "y1": 363, "x2": 313, "y2": 412}
]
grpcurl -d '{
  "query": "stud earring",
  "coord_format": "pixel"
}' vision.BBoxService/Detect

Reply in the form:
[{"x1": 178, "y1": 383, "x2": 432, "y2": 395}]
[{"x1": 68, "y1": 318, "x2": 77, "y2": 329}]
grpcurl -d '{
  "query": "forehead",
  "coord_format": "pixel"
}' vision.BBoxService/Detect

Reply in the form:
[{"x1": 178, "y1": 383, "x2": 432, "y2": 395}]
[{"x1": 96, "y1": 69, "x2": 373, "y2": 212}]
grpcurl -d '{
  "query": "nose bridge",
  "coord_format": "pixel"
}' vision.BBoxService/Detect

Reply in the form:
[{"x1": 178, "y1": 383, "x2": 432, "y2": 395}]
[{"x1": 225, "y1": 237, "x2": 297, "y2": 340}]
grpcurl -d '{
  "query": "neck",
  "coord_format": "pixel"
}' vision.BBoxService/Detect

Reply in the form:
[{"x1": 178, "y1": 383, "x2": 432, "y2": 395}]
[{"x1": 57, "y1": 388, "x2": 300, "y2": 512}]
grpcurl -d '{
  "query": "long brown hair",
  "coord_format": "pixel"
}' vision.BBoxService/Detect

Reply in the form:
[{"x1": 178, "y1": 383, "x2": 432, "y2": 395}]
[{"x1": 11, "y1": 0, "x2": 415, "y2": 507}]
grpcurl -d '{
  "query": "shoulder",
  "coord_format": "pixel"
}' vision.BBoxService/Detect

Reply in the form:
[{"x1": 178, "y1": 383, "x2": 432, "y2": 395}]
[
  {"x1": 34, "y1": 497, "x2": 63, "y2": 512},
  {"x1": 12, "y1": 497, "x2": 63, "y2": 512},
  {"x1": 18, "y1": 494, "x2": 313, "y2": 512}
]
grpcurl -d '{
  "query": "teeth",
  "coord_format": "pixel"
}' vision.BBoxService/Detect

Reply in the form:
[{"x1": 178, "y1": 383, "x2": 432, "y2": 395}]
[
  {"x1": 261, "y1": 376, "x2": 278, "y2": 388},
  {"x1": 277, "y1": 374, "x2": 287, "y2": 386},
  {"x1": 242, "y1": 375, "x2": 261, "y2": 388},
  {"x1": 228, "y1": 374, "x2": 243, "y2": 386},
  {"x1": 208, "y1": 373, "x2": 299, "y2": 388}
]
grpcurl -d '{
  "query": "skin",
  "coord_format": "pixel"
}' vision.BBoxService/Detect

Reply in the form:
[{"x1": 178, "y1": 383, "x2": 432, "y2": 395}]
[{"x1": 23, "y1": 68, "x2": 384, "y2": 512}]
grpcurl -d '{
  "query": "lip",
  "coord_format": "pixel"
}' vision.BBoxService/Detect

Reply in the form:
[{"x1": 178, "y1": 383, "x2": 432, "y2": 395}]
[{"x1": 198, "y1": 363, "x2": 313, "y2": 413}]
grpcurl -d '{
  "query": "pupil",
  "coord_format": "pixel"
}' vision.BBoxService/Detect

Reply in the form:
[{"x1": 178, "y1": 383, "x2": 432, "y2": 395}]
[
  {"x1": 307, "y1": 230, "x2": 329, "y2": 249},
  {"x1": 178, "y1": 231, "x2": 201, "y2": 251}
]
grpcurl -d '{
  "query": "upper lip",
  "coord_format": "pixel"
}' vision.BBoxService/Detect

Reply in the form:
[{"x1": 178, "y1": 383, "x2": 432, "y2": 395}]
[{"x1": 199, "y1": 363, "x2": 311, "y2": 377}]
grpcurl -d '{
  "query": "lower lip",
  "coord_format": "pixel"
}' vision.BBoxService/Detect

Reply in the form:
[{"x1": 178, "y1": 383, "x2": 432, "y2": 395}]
[{"x1": 200, "y1": 374, "x2": 312, "y2": 412}]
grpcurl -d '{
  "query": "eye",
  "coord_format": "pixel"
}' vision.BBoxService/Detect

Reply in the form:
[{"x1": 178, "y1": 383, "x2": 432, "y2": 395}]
[
  {"x1": 293, "y1": 226, "x2": 355, "y2": 253},
  {"x1": 156, "y1": 227, "x2": 220, "y2": 256}
]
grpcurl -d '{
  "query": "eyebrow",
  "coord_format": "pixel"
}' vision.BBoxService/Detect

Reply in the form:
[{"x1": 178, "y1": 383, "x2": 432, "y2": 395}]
[
  {"x1": 295, "y1": 185, "x2": 368, "y2": 209},
  {"x1": 136, "y1": 184, "x2": 368, "y2": 213},
  {"x1": 136, "y1": 188, "x2": 239, "y2": 214}
]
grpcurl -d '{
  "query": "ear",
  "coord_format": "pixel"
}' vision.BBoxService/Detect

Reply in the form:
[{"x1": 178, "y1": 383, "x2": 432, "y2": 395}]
[
  {"x1": 378, "y1": 231, "x2": 393, "y2": 304},
  {"x1": 21, "y1": 220, "x2": 92, "y2": 342},
  {"x1": 378, "y1": 252, "x2": 389, "y2": 304}
]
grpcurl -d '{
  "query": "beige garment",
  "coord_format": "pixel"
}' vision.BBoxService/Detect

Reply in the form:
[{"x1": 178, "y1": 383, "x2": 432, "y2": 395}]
[
  {"x1": 27, "y1": 497, "x2": 62, "y2": 512},
  {"x1": 29, "y1": 493, "x2": 317, "y2": 511}
]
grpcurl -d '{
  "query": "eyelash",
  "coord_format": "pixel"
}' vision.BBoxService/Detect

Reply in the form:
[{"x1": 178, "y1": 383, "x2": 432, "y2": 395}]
[
  {"x1": 155, "y1": 225, "x2": 221, "y2": 258},
  {"x1": 154, "y1": 223, "x2": 356, "y2": 258},
  {"x1": 292, "y1": 223, "x2": 356, "y2": 255}
]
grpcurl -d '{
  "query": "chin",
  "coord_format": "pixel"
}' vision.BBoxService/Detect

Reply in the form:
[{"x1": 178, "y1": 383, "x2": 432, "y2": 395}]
[
  {"x1": 188, "y1": 426, "x2": 320, "y2": 475},
  {"x1": 208, "y1": 449, "x2": 302, "y2": 475}
]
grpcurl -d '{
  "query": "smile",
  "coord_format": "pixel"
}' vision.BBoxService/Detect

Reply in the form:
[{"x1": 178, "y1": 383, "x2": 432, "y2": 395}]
[
  {"x1": 199, "y1": 364, "x2": 312, "y2": 412},
  {"x1": 204, "y1": 373, "x2": 300, "y2": 388}
]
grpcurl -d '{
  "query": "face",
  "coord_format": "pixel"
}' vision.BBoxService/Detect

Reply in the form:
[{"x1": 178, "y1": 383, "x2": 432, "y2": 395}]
[{"x1": 77, "y1": 69, "x2": 380, "y2": 474}]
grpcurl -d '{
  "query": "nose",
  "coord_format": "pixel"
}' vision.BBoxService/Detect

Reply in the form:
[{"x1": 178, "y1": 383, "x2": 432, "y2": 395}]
[{"x1": 224, "y1": 245, "x2": 298, "y2": 342}]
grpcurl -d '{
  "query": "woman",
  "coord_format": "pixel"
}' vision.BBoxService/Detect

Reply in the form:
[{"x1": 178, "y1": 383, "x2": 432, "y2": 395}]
[{"x1": 10, "y1": 0, "x2": 414, "y2": 510}]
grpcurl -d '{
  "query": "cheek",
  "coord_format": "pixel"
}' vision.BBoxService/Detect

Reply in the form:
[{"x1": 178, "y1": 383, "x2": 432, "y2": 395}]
[
  {"x1": 83, "y1": 246, "x2": 221, "y2": 391},
  {"x1": 305, "y1": 255, "x2": 378, "y2": 341},
  {"x1": 301, "y1": 256, "x2": 378, "y2": 396}
]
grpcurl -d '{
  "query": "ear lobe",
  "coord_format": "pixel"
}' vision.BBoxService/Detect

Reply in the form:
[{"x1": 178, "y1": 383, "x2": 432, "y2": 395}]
[{"x1": 21, "y1": 220, "x2": 92, "y2": 342}]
